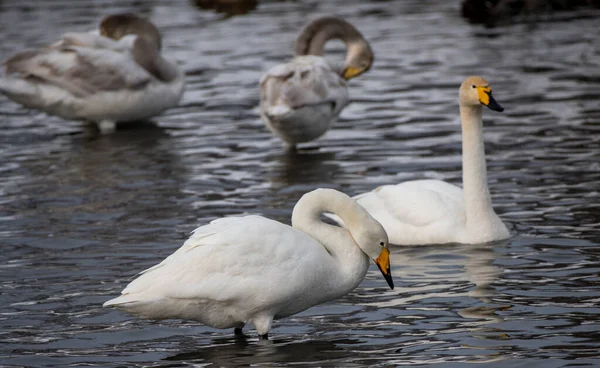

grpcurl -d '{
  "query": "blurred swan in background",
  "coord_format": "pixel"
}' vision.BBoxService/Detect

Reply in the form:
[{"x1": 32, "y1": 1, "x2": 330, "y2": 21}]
[
  {"x1": 328, "y1": 76, "x2": 510, "y2": 245},
  {"x1": 260, "y1": 16, "x2": 373, "y2": 146},
  {"x1": 0, "y1": 13, "x2": 184, "y2": 134},
  {"x1": 103, "y1": 188, "x2": 394, "y2": 339}
]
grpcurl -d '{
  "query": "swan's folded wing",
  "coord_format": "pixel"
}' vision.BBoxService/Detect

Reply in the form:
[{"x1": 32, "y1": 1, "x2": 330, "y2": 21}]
[
  {"x1": 133, "y1": 216, "x2": 250, "y2": 277},
  {"x1": 4, "y1": 41, "x2": 150, "y2": 98},
  {"x1": 53, "y1": 31, "x2": 123, "y2": 51},
  {"x1": 357, "y1": 180, "x2": 465, "y2": 228},
  {"x1": 111, "y1": 215, "x2": 323, "y2": 305},
  {"x1": 260, "y1": 57, "x2": 348, "y2": 112}
]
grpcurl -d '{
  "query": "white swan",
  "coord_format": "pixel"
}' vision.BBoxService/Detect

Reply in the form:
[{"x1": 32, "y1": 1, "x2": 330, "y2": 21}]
[
  {"x1": 260, "y1": 16, "x2": 373, "y2": 146},
  {"x1": 331, "y1": 76, "x2": 510, "y2": 245},
  {"x1": 0, "y1": 13, "x2": 184, "y2": 134},
  {"x1": 103, "y1": 188, "x2": 394, "y2": 339}
]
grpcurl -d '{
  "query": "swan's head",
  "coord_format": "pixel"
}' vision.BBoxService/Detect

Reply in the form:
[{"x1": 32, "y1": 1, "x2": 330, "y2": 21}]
[
  {"x1": 294, "y1": 16, "x2": 373, "y2": 80},
  {"x1": 292, "y1": 188, "x2": 394, "y2": 289},
  {"x1": 99, "y1": 13, "x2": 162, "y2": 51},
  {"x1": 353, "y1": 219, "x2": 394, "y2": 290},
  {"x1": 342, "y1": 40, "x2": 374, "y2": 80},
  {"x1": 459, "y1": 76, "x2": 504, "y2": 112}
]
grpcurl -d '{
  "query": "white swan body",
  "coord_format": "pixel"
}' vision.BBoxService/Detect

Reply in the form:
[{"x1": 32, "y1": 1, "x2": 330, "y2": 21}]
[
  {"x1": 103, "y1": 188, "x2": 393, "y2": 338},
  {"x1": 260, "y1": 17, "x2": 373, "y2": 145},
  {"x1": 335, "y1": 77, "x2": 510, "y2": 245},
  {"x1": 0, "y1": 14, "x2": 184, "y2": 134}
]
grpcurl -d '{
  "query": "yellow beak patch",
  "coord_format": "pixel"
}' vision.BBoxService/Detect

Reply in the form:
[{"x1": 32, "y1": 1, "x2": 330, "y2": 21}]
[
  {"x1": 374, "y1": 246, "x2": 394, "y2": 289},
  {"x1": 477, "y1": 86, "x2": 491, "y2": 106},
  {"x1": 343, "y1": 66, "x2": 364, "y2": 80},
  {"x1": 375, "y1": 247, "x2": 390, "y2": 273}
]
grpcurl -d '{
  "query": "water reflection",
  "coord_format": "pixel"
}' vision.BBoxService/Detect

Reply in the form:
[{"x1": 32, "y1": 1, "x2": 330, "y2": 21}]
[
  {"x1": 191, "y1": 0, "x2": 258, "y2": 17},
  {"x1": 0, "y1": 125, "x2": 188, "y2": 245},
  {"x1": 461, "y1": 0, "x2": 600, "y2": 26},
  {"x1": 269, "y1": 148, "x2": 340, "y2": 187},
  {"x1": 165, "y1": 336, "x2": 357, "y2": 366}
]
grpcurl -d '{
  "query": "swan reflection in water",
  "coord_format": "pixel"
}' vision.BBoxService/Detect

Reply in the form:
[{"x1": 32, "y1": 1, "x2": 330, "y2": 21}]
[
  {"x1": 268, "y1": 147, "x2": 341, "y2": 188},
  {"x1": 165, "y1": 336, "x2": 360, "y2": 366},
  {"x1": 360, "y1": 241, "x2": 511, "y2": 361}
]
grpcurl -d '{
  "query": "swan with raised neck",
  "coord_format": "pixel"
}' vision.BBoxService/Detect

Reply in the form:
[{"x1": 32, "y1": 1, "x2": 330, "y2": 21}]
[
  {"x1": 458, "y1": 76, "x2": 506, "y2": 239},
  {"x1": 327, "y1": 76, "x2": 510, "y2": 245}
]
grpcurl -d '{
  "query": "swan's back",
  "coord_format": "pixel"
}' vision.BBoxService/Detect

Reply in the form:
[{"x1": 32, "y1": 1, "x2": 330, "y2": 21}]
[
  {"x1": 4, "y1": 36, "x2": 150, "y2": 98},
  {"x1": 354, "y1": 180, "x2": 467, "y2": 245},
  {"x1": 259, "y1": 55, "x2": 349, "y2": 143},
  {"x1": 260, "y1": 56, "x2": 347, "y2": 114},
  {"x1": 1, "y1": 32, "x2": 184, "y2": 125}
]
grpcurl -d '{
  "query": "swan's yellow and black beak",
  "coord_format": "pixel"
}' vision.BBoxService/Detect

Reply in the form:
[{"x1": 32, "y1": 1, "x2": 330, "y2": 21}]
[
  {"x1": 342, "y1": 66, "x2": 366, "y2": 80},
  {"x1": 477, "y1": 86, "x2": 504, "y2": 112},
  {"x1": 374, "y1": 247, "x2": 394, "y2": 290}
]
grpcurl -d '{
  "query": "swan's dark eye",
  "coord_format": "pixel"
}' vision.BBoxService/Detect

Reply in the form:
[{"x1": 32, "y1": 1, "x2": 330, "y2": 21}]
[
  {"x1": 379, "y1": 241, "x2": 385, "y2": 246},
  {"x1": 471, "y1": 85, "x2": 476, "y2": 88}
]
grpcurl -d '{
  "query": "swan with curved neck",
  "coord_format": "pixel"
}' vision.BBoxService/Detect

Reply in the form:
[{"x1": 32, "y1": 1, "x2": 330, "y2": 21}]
[
  {"x1": 0, "y1": 13, "x2": 184, "y2": 134},
  {"x1": 260, "y1": 16, "x2": 373, "y2": 146},
  {"x1": 103, "y1": 188, "x2": 393, "y2": 339},
  {"x1": 330, "y1": 76, "x2": 510, "y2": 245},
  {"x1": 294, "y1": 16, "x2": 374, "y2": 79}
]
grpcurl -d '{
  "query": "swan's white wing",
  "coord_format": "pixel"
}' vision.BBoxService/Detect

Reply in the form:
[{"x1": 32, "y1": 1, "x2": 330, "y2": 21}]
[
  {"x1": 4, "y1": 35, "x2": 150, "y2": 98},
  {"x1": 53, "y1": 31, "x2": 131, "y2": 51},
  {"x1": 359, "y1": 180, "x2": 465, "y2": 228},
  {"x1": 260, "y1": 55, "x2": 348, "y2": 115},
  {"x1": 106, "y1": 215, "x2": 331, "y2": 307},
  {"x1": 324, "y1": 180, "x2": 468, "y2": 245}
]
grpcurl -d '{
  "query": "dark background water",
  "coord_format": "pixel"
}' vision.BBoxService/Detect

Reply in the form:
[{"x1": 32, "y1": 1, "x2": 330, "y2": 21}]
[{"x1": 0, "y1": 0, "x2": 599, "y2": 367}]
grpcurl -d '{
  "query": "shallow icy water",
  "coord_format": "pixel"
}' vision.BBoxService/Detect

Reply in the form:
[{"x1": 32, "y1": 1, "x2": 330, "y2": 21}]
[{"x1": 0, "y1": 0, "x2": 599, "y2": 367}]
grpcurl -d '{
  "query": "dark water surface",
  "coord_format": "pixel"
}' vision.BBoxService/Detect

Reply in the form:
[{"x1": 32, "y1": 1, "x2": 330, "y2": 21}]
[{"x1": 1, "y1": 0, "x2": 599, "y2": 367}]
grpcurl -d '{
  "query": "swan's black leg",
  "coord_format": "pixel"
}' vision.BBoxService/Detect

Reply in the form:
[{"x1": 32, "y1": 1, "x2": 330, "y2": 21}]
[
  {"x1": 258, "y1": 333, "x2": 269, "y2": 340},
  {"x1": 234, "y1": 327, "x2": 244, "y2": 336}
]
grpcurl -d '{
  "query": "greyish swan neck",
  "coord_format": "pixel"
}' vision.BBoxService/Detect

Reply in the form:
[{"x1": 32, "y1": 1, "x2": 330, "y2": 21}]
[
  {"x1": 459, "y1": 104, "x2": 495, "y2": 231},
  {"x1": 294, "y1": 17, "x2": 365, "y2": 56}
]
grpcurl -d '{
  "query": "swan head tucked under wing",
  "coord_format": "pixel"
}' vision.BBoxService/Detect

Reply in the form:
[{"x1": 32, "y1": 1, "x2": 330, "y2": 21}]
[
  {"x1": 294, "y1": 16, "x2": 374, "y2": 80},
  {"x1": 0, "y1": 12, "x2": 184, "y2": 134},
  {"x1": 99, "y1": 13, "x2": 176, "y2": 82},
  {"x1": 292, "y1": 188, "x2": 394, "y2": 289},
  {"x1": 100, "y1": 13, "x2": 162, "y2": 51},
  {"x1": 459, "y1": 76, "x2": 504, "y2": 112}
]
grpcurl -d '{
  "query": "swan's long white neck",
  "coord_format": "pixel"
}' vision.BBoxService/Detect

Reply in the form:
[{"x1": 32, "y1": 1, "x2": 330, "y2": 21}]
[
  {"x1": 291, "y1": 189, "x2": 370, "y2": 290},
  {"x1": 460, "y1": 105, "x2": 495, "y2": 232}
]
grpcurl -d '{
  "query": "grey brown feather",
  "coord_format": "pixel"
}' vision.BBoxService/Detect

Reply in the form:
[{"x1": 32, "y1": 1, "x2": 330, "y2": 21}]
[{"x1": 294, "y1": 16, "x2": 365, "y2": 56}]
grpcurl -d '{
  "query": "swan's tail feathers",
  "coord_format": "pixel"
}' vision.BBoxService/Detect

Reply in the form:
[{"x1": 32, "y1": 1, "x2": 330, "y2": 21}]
[
  {"x1": 0, "y1": 77, "x2": 38, "y2": 98},
  {"x1": 103, "y1": 294, "x2": 139, "y2": 308}
]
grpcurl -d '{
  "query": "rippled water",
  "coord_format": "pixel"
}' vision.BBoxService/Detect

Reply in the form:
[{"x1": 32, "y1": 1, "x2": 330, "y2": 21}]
[{"x1": 1, "y1": 0, "x2": 599, "y2": 367}]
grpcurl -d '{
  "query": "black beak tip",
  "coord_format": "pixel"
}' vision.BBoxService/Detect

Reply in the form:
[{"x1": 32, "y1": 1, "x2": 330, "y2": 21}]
[
  {"x1": 384, "y1": 271, "x2": 394, "y2": 290},
  {"x1": 485, "y1": 95, "x2": 504, "y2": 112},
  {"x1": 376, "y1": 262, "x2": 395, "y2": 290},
  {"x1": 386, "y1": 277, "x2": 395, "y2": 290}
]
